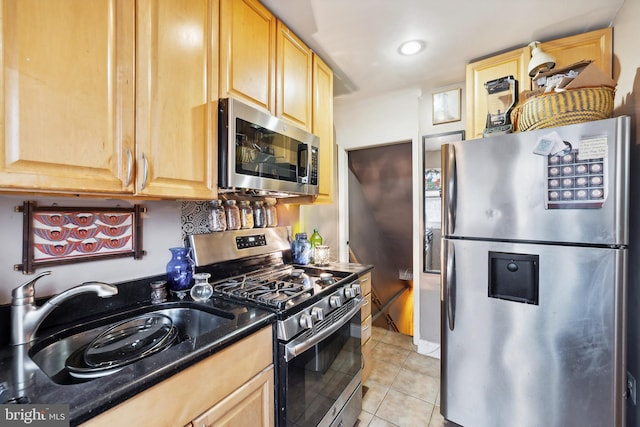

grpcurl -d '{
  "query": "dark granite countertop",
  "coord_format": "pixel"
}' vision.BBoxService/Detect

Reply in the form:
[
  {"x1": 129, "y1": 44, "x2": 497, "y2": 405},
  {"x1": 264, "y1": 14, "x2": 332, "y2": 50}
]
[
  {"x1": 298, "y1": 261, "x2": 374, "y2": 276},
  {"x1": 0, "y1": 261, "x2": 370, "y2": 425},
  {"x1": 0, "y1": 275, "x2": 275, "y2": 426}
]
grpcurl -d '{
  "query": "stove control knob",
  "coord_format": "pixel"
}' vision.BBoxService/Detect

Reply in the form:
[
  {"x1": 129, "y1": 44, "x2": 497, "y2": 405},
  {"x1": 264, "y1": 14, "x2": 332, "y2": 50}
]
[
  {"x1": 311, "y1": 307, "x2": 324, "y2": 321},
  {"x1": 329, "y1": 295, "x2": 343, "y2": 308},
  {"x1": 299, "y1": 313, "x2": 314, "y2": 330},
  {"x1": 351, "y1": 283, "x2": 362, "y2": 296},
  {"x1": 344, "y1": 287, "x2": 356, "y2": 298}
]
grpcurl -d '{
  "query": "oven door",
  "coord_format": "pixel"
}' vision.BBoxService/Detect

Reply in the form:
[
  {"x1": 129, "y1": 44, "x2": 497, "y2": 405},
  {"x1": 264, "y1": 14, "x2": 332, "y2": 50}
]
[{"x1": 277, "y1": 301, "x2": 363, "y2": 427}]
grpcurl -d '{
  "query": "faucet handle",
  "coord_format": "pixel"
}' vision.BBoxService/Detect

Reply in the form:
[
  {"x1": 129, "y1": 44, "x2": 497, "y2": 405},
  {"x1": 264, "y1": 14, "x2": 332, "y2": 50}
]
[{"x1": 11, "y1": 271, "x2": 52, "y2": 303}]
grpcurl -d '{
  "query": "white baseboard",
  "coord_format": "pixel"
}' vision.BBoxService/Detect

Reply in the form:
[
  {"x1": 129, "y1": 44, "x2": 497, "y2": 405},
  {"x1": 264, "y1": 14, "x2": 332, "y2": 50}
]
[{"x1": 416, "y1": 338, "x2": 441, "y2": 359}]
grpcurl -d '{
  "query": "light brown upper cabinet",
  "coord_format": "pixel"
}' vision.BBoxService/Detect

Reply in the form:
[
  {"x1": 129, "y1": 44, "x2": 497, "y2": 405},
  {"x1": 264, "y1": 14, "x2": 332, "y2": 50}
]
[
  {"x1": 465, "y1": 27, "x2": 613, "y2": 140},
  {"x1": 1, "y1": 0, "x2": 217, "y2": 199},
  {"x1": 465, "y1": 47, "x2": 530, "y2": 140},
  {"x1": 312, "y1": 54, "x2": 334, "y2": 204},
  {"x1": 276, "y1": 21, "x2": 312, "y2": 131},
  {"x1": 539, "y1": 27, "x2": 612, "y2": 77},
  {"x1": 219, "y1": 0, "x2": 276, "y2": 114},
  {"x1": 0, "y1": 0, "x2": 135, "y2": 194},
  {"x1": 135, "y1": 0, "x2": 217, "y2": 199}
]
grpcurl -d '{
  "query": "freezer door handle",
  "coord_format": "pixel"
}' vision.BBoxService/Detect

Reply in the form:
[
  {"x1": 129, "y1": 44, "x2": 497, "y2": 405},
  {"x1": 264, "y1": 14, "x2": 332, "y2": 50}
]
[
  {"x1": 444, "y1": 241, "x2": 456, "y2": 331},
  {"x1": 442, "y1": 143, "x2": 457, "y2": 235}
]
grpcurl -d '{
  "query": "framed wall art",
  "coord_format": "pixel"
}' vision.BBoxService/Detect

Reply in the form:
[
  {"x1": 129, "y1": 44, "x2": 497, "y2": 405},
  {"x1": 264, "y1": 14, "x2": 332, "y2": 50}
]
[
  {"x1": 432, "y1": 88, "x2": 461, "y2": 125},
  {"x1": 15, "y1": 201, "x2": 145, "y2": 274}
]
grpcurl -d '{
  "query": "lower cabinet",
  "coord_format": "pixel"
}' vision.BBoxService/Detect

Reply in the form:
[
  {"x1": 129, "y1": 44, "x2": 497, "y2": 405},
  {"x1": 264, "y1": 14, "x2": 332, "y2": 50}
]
[
  {"x1": 187, "y1": 366, "x2": 273, "y2": 427},
  {"x1": 359, "y1": 271, "x2": 373, "y2": 383},
  {"x1": 80, "y1": 327, "x2": 274, "y2": 427}
]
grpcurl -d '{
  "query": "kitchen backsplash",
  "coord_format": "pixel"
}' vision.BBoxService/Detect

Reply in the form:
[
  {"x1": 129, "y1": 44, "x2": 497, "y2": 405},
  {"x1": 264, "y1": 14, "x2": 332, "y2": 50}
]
[
  {"x1": 180, "y1": 201, "x2": 212, "y2": 238},
  {"x1": 180, "y1": 200, "x2": 302, "y2": 240}
]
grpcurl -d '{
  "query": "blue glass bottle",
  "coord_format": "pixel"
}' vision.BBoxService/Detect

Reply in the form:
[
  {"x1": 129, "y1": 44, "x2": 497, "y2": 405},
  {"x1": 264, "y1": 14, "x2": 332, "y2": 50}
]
[
  {"x1": 292, "y1": 233, "x2": 311, "y2": 265},
  {"x1": 166, "y1": 247, "x2": 195, "y2": 292}
]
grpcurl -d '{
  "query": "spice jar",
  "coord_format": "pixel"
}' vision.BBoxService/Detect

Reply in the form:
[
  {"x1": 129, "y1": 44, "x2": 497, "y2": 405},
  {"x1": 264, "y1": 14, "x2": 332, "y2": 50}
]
[
  {"x1": 253, "y1": 201, "x2": 266, "y2": 228},
  {"x1": 238, "y1": 200, "x2": 254, "y2": 229},
  {"x1": 224, "y1": 200, "x2": 241, "y2": 230},
  {"x1": 264, "y1": 200, "x2": 278, "y2": 227},
  {"x1": 209, "y1": 200, "x2": 227, "y2": 232}
]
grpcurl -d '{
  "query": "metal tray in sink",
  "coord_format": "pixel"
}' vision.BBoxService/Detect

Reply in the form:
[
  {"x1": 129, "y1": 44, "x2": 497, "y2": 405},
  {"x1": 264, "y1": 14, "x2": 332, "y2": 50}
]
[{"x1": 65, "y1": 314, "x2": 177, "y2": 378}]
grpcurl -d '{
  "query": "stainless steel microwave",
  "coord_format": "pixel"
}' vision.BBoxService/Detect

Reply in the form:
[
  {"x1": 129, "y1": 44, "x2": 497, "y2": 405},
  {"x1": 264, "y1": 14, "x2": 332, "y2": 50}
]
[{"x1": 218, "y1": 98, "x2": 319, "y2": 197}]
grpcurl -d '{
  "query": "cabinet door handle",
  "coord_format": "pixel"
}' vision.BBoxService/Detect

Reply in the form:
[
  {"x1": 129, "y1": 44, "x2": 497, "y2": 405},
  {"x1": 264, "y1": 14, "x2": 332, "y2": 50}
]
[
  {"x1": 362, "y1": 299, "x2": 369, "y2": 306},
  {"x1": 125, "y1": 148, "x2": 133, "y2": 187},
  {"x1": 141, "y1": 153, "x2": 149, "y2": 190},
  {"x1": 360, "y1": 276, "x2": 370, "y2": 283}
]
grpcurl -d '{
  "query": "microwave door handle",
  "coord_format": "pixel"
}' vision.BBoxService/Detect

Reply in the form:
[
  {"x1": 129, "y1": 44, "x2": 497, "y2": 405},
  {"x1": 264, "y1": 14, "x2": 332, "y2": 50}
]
[{"x1": 297, "y1": 144, "x2": 308, "y2": 184}]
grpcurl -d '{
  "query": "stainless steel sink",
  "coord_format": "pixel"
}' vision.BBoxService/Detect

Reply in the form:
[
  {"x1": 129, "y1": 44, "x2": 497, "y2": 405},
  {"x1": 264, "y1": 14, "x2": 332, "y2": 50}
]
[{"x1": 28, "y1": 304, "x2": 235, "y2": 385}]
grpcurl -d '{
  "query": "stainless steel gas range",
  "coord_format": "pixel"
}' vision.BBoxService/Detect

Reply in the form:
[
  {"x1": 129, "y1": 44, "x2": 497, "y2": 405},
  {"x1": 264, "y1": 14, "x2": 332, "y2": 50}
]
[{"x1": 188, "y1": 226, "x2": 363, "y2": 427}]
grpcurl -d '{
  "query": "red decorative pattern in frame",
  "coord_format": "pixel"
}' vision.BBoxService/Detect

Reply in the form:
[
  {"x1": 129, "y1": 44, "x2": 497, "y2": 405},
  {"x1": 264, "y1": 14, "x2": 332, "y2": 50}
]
[{"x1": 15, "y1": 202, "x2": 145, "y2": 274}]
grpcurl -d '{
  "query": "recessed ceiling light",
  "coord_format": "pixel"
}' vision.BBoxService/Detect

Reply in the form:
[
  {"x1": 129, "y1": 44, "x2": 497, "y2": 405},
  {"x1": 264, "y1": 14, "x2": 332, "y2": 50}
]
[{"x1": 398, "y1": 40, "x2": 425, "y2": 56}]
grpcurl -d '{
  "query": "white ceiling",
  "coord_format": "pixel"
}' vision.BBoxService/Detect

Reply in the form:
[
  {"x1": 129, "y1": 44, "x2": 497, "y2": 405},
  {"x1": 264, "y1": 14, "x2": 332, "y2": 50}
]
[{"x1": 261, "y1": 0, "x2": 624, "y2": 101}]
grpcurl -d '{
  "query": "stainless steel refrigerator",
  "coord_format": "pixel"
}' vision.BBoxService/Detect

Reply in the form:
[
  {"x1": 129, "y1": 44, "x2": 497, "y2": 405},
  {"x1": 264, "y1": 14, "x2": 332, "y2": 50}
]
[{"x1": 440, "y1": 116, "x2": 629, "y2": 427}]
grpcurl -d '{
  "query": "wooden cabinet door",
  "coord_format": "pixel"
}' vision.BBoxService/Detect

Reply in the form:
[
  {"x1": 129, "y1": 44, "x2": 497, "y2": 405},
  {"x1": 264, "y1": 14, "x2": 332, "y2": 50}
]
[
  {"x1": 190, "y1": 366, "x2": 274, "y2": 427},
  {"x1": 0, "y1": 0, "x2": 134, "y2": 194},
  {"x1": 219, "y1": 0, "x2": 276, "y2": 113},
  {"x1": 312, "y1": 54, "x2": 334, "y2": 203},
  {"x1": 465, "y1": 47, "x2": 530, "y2": 140},
  {"x1": 276, "y1": 21, "x2": 312, "y2": 131},
  {"x1": 135, "y1": 0, "x2": 216, "y2": 199},
  {"x1": 80, "y1": 328, "x2": 273, "y2": 427},
  {"x1": 540, "y1": 27, "x2": 613, "y2": 77}
]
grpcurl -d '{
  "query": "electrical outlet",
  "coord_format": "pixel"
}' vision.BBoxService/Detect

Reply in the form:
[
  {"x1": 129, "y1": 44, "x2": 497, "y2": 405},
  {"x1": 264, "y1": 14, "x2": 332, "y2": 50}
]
[{"x1": 628, "y1": 371, "x2": 637, "y2": 405}]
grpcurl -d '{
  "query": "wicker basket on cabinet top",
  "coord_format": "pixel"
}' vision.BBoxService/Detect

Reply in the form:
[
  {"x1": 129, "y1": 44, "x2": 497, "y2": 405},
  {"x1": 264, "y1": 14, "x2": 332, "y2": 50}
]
[{"x1": 512, "y1": 86, "x2": 615, "y2": 132}]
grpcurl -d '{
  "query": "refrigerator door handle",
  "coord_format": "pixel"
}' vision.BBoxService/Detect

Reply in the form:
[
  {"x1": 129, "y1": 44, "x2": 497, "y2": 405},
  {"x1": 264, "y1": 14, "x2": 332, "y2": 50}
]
[
  {"x1": 445, "y1": 241, "x2": 456, "y2": 331},
  {"x1": 443, "y1": 143, "x2": 457, "y2": 235}
]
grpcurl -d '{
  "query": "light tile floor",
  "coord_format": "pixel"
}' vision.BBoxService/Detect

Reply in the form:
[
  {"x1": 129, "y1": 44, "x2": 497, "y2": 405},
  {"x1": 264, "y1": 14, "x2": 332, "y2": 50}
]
[{"x1": 357, "y1": 326, "x2": 444, "y2": 427}]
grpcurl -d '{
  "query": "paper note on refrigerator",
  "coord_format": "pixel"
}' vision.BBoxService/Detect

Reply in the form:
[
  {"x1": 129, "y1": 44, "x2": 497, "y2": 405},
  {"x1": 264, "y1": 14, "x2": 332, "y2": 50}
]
[{"x1": 578, "y1": 136, "x2": 608, "y2": 160}]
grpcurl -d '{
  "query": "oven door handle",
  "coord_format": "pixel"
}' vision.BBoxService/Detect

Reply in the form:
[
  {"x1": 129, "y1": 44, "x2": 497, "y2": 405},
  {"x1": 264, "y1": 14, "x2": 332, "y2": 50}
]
[{"x1": 284, "y1": 297, "x2": 363, "y2": 362}]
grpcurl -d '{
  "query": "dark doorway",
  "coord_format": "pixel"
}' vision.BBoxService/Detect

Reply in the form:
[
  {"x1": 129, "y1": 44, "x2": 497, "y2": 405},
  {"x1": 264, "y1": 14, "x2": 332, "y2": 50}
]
[{"x1": 348, "y1": 141, "x2": 413, "y2": 335}]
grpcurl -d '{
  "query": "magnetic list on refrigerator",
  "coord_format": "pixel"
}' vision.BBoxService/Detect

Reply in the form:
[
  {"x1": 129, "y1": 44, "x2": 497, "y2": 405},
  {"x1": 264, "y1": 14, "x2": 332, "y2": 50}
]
[{"x1": 577, "y1": 136, "x2": 608, "y2": 160}]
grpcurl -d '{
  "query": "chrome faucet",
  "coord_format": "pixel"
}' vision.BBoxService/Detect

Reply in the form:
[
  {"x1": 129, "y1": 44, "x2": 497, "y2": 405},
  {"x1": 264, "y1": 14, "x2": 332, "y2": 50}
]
[{"x1": 11, "y1": 271, "x2": 118, "y2": 345}]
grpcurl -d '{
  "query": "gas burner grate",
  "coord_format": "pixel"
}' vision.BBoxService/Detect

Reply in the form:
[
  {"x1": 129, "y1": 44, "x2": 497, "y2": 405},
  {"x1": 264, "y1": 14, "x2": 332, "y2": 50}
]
[
  {"x1": 247, "y1": 282, "x2": 313, "y2": 310},
  {"x1": 213, "y1": 273, "x2": 314, "y2": 310}
]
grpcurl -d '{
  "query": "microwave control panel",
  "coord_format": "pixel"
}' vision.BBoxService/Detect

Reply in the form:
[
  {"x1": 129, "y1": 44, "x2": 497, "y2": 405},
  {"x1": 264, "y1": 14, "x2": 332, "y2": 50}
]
[{"x1": 310, "y1": 146, "x2": 318, "y2": 186}]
